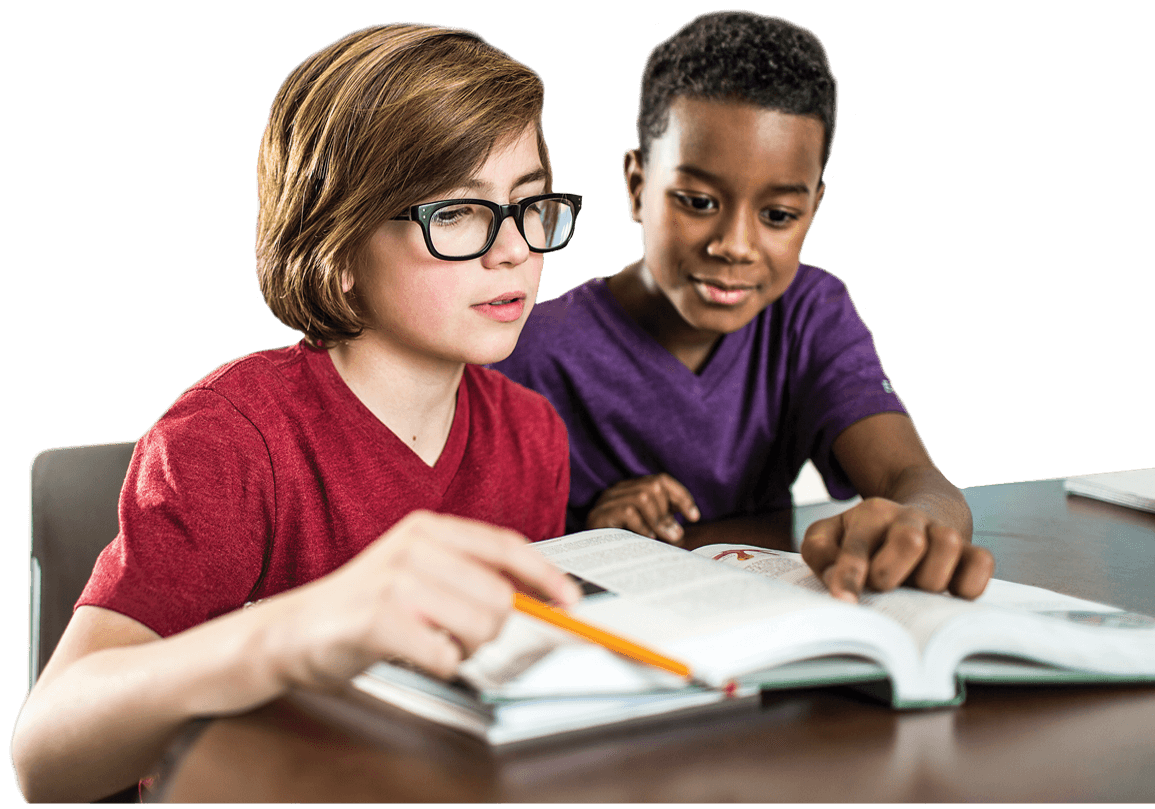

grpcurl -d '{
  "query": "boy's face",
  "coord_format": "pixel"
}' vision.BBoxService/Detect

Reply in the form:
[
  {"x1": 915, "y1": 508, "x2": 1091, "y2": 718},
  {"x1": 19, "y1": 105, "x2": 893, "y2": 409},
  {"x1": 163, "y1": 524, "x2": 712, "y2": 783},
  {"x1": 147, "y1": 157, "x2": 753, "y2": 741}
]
[
  {"x1": 627, "y1": 97, "x2": 826, "y2": 339},
  {"x1": 348, "y1": 126, "x2": 546, "y2": 367}
]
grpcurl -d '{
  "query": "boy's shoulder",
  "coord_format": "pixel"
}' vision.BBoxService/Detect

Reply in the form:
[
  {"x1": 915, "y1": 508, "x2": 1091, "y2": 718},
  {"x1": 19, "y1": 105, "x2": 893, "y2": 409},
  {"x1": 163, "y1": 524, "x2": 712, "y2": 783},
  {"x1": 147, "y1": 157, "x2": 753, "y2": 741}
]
[
  {"x1": 192, "y1": 341, "x2": 315, "y2": 401},
  {"x1": 140, "y1": 343, "x2": 320, "y2": 479},
  {"x1": 784, "y1": 263, "x2": 850, "y2": 303},
  {"x1": 156, "y1": 342, "x2": 331, "y2": 433},
  {"x1": 465, "y1": 363, "x2": 558, "y2": 414},
  {"x1": 492, "y1": 278, "x2": 610, "y2": 375},
  {"x1": 463, "y1": 364, "x2": 566, "y2": 445},
  {"x1": 520, "y1": 277, "x2": 608, "y2": 336},
  {"x1": 773, "y1": 263, "x2": 860, "y2": 331}
]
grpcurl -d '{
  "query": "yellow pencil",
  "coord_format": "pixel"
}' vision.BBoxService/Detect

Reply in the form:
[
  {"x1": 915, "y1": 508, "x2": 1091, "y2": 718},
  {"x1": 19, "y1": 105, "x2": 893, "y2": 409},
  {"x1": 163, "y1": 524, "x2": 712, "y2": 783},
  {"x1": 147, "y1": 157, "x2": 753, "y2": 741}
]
[{"x1": 512, "y1": 592, "x2": 693, "y2": 680}]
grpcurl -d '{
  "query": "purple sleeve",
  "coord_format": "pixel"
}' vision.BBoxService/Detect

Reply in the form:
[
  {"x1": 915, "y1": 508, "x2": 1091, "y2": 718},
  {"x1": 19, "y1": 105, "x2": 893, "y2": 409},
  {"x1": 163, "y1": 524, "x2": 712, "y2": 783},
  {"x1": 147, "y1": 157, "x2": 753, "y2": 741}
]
[{"x1": 789, "y1": 275, "x2": 907, "y2": 500}]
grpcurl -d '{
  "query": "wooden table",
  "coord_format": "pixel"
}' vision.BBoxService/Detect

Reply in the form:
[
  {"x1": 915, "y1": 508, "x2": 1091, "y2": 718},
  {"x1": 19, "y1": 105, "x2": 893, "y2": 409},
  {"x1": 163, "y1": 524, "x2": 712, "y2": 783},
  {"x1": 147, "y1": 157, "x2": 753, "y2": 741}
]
[{"x1": 150, "y1": 479, "x2": 1155, "y2": 802}]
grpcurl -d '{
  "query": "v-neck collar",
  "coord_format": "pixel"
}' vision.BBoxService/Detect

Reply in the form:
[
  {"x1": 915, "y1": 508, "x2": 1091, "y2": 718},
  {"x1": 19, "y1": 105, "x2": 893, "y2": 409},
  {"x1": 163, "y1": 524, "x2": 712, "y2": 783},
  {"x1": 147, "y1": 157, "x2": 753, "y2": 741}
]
[
  {"x1": 590, "y1": 278, "x2": 751, "y2": 393},
  {"x1": 307, "y1": 344, "x2": 469, "y2": 499}
]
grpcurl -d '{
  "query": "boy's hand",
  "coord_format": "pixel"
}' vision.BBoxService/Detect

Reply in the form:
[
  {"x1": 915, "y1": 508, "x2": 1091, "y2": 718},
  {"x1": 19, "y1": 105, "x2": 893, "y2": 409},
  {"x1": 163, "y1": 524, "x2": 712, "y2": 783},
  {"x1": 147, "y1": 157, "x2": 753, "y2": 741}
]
[
  {"x1": 272, "y1": 510, "x2": 581, "y2": 687},
  {"x1": 586, "y1": 473, "x2": 701, "y2": 544},
  {"x1": 800, "y1": 497, "x2": 994, "y2": 603}
]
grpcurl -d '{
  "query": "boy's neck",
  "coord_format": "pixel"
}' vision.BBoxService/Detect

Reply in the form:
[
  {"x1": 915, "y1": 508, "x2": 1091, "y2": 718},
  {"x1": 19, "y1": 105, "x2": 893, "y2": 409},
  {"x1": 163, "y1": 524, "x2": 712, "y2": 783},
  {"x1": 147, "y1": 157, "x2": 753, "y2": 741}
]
[
  {"x1": 607, "y1": 262, "x2": 722, "y2": 374},
  {"x1": 328, "y1": 337, "x2": 463, "y2": 467}
]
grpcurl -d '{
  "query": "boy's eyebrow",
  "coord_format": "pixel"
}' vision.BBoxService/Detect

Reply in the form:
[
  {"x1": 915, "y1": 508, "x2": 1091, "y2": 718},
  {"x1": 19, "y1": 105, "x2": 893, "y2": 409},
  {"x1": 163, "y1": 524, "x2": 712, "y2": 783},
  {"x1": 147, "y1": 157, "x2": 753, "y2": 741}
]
[
  {"x1": 463, "y1": 167, "x2": 549, "y2": 196},
  {"x1": 675, "y1": 164, "x2": 812, "y2": 197}
]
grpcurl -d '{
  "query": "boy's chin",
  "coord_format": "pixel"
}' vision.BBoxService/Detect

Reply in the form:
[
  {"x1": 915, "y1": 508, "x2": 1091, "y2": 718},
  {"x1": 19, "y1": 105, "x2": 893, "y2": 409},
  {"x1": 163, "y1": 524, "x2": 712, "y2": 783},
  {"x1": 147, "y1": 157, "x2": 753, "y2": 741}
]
[
  {"x1": 676, "y1": 299, "x2": 766, "y2": 336},
  {"x1": 462, "y1": 335, "x2": 523, "y2": 366}
]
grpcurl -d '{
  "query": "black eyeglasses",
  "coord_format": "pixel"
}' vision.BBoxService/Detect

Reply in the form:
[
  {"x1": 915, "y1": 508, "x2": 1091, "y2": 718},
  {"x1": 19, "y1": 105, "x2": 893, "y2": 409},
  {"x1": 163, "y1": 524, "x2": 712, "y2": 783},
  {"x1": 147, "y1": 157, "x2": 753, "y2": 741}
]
[{"x1": 391, "y1": 193, "x2": 582, "y2": 261}]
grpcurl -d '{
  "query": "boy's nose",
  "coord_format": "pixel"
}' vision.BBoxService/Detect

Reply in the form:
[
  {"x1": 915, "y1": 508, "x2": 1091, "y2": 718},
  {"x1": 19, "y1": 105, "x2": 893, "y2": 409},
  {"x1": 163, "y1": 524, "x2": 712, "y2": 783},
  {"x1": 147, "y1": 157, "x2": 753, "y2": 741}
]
[
  {"x1": 706, "y1": 209, "x2": 757, "y2": 263},
  {"x1": 482, "y1": 216, "x2": 531, "y2": 268}
]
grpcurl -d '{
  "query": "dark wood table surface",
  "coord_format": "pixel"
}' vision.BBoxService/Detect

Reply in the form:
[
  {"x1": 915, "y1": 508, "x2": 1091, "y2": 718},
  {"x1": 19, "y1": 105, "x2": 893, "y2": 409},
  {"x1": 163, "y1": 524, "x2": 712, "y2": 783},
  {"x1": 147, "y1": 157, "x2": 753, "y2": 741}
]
[{"x1": 150, "y1": 478, "x2": 1155, "y2": 802}]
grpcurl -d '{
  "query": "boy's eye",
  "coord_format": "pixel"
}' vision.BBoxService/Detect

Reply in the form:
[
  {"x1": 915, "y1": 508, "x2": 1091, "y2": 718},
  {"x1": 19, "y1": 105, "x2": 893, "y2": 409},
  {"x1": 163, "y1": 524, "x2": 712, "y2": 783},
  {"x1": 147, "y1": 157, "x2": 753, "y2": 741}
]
[
  {"x1": 671, "y1": 191, "x2": 717, "y2": 213},
  {"x1": 430, "y1": 204, "x2": 478, "y2": 227},
  {"x1": 760, "y1": 208, "x2": 799, "y2": 227}
]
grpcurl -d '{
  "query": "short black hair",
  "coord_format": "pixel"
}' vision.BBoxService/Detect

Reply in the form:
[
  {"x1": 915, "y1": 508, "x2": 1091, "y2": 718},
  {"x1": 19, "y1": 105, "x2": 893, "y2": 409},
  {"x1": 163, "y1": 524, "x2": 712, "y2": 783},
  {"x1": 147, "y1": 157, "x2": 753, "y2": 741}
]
[{"x1": 638, "y1": 12, "x2": 836, "y2": 168}]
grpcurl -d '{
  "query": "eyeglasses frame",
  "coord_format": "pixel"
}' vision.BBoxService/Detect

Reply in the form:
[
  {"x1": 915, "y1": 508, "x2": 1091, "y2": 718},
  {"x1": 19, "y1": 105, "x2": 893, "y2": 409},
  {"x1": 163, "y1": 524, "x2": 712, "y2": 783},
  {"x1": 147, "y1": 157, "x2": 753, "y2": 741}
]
[{"x1": 391, "y1": 193, "x2": 582, "y2": 261}]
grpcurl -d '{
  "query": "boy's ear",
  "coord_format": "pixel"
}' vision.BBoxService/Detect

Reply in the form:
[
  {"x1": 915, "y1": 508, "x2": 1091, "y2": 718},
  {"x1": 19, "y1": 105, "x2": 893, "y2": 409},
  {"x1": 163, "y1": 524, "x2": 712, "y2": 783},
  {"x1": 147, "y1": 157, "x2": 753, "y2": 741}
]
[
  {"x1": 813, "y1": 181, "x2": 826, "y2": 215},
  {"x1": 340, "y1": 268, "x2": 355, "y2": 294},
  {"x1": 624, "y1": 149, "x2": 646, "y2": 223}
]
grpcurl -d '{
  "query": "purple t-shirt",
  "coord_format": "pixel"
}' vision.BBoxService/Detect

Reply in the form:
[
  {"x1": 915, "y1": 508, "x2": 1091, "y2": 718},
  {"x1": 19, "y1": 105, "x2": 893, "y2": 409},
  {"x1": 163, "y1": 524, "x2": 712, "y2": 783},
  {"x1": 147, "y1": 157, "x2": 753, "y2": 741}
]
[{"x1": 493, "y1": 265, "x2": 906, "y2": 531}]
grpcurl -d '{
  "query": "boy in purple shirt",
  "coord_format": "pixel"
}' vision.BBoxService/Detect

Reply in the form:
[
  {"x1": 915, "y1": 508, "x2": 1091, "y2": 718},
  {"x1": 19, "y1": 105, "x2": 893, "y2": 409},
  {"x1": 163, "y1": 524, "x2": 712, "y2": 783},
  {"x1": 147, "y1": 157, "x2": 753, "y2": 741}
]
[{"x1": 494, "y1": 12, "x2": 994, "y2": 602}]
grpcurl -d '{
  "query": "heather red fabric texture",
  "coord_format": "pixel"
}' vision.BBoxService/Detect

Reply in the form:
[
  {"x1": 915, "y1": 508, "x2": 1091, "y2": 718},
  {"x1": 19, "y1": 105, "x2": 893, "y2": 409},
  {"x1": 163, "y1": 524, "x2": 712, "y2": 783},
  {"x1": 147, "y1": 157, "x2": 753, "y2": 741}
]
[{"x1": 78, "y1": 341, "x2": 569, "y2": 638}]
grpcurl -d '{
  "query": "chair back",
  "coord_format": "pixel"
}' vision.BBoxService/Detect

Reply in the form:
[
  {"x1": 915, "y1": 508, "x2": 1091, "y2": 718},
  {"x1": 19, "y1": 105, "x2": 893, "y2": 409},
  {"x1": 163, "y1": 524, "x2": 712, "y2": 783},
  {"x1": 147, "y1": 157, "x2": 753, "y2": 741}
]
[{"x1": 30, "y1": 442, "x2": 136, "y2": 684}]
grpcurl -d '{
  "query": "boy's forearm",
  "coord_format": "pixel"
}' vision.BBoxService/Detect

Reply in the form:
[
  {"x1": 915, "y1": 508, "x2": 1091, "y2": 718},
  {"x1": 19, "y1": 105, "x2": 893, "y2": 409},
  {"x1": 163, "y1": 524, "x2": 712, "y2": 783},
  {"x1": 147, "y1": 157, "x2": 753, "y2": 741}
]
[
  {"x1": 13, "y1": 605, "x2": 289, "y2": 803},
  {"x1": 15, "y1": 647, "x2": 200, "y2": 802}
]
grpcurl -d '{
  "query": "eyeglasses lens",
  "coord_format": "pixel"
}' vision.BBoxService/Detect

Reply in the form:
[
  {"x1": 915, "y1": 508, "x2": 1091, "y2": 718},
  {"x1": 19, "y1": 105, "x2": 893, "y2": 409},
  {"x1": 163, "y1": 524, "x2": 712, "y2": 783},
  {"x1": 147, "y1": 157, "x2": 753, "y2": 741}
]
[
  {"x1": 521, "y1": 199, "x2": 575, "y2": 251},
  {"x1": 428, "y1": 199, "x2": 575, "y2": 258}
]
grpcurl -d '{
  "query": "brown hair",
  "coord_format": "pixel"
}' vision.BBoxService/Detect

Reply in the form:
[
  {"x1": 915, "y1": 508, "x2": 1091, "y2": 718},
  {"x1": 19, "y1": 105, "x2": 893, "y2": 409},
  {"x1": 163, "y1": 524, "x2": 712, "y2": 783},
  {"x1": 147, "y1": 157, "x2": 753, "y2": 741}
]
[{"x1": 256, "y1": 24, "x2": 551, "y2": 345}]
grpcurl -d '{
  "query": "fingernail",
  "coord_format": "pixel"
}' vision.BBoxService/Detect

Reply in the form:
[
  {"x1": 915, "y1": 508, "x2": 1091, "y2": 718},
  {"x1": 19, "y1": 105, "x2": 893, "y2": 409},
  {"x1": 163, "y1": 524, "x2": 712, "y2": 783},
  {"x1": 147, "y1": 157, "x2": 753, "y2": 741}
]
[
  {"x1": 822, "y1": 571, "x2": 858, "y2": 604},
  {"x1": 688, "y1": 507, "x2": 700, "y2": 521}
]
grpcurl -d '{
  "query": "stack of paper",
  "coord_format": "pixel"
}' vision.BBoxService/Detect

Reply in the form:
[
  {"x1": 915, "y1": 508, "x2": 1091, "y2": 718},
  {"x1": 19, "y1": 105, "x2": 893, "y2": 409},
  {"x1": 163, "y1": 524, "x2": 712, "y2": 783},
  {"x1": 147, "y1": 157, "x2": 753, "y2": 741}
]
[{"x1": 1064, "y1": 469, "x2": 1155, "y2": 514}]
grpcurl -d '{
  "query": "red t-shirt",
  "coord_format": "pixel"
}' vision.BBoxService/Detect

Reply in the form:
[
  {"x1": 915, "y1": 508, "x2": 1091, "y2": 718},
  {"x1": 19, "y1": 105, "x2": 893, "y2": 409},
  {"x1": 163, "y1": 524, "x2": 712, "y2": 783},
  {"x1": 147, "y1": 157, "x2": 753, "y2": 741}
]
[{"x1": 78, "y1": 341, "x2": 569, "y2": 638}]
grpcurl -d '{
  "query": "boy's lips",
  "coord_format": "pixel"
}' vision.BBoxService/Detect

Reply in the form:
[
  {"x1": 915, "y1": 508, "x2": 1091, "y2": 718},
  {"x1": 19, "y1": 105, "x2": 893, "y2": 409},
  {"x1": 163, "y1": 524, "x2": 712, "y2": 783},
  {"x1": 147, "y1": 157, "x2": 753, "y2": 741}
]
[
  {"x1": 472, "y1": 292, "x2": 526, "y2": 323},
  {"x1": 690, "y1": 277, "x2": 757, "y2": 306}
]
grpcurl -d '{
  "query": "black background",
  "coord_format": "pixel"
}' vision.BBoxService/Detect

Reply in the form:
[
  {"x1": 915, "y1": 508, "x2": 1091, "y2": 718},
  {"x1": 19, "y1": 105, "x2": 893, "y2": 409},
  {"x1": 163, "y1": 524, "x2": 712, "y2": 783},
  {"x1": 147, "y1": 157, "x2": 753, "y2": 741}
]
[{"x1": 24, "y1": 14, "x2": 1145, "y2": 492}]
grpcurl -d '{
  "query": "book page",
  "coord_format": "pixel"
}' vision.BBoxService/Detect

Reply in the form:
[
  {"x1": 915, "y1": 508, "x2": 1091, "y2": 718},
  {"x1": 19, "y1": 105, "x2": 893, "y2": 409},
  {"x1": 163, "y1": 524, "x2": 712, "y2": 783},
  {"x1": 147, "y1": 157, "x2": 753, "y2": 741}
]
[
  {"x1": 696, "y1": 545, "x2": 987, "y2": 652},
  {"x1": 697, "y1": 543, "x2": 1155, "y2": 683},
  {"x1": 535, "y1": 530, "x2": 831, "y2": 640},
  {"x1": 544, "y1": 531, "x2": 930, "y2": 686},
  {"x1": 463, "y1": 531, "x2": 818, "y2": 697}
]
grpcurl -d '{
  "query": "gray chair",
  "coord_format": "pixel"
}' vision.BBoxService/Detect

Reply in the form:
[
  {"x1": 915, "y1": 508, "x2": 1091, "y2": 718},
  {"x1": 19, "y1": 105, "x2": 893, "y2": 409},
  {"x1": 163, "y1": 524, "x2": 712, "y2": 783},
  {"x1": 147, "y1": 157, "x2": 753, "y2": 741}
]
[{"x1": 30, "y1": 442, "x2": 136, "y2": 684}]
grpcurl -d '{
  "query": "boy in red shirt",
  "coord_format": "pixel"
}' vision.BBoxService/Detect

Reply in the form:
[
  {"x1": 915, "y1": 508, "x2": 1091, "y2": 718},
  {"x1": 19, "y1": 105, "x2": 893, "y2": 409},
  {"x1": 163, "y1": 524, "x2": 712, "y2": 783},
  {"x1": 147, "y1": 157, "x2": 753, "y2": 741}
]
[{"x1": 13, "y1": 24, "x2": 582, "y2": 801}]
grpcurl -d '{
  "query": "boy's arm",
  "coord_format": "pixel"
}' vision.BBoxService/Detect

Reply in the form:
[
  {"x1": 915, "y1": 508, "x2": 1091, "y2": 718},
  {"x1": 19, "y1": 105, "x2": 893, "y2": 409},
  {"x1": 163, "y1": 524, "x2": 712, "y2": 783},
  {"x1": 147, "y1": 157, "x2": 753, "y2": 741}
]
[
  {"x1": 14, "y1": 605, "x2": 272, "y2": 801},
  {"x1": 800, "y1": 412, "x2": 994, "y2": 602},
  {"x1": 11, "y1": 511, "x2": 580, "y2": 802}
]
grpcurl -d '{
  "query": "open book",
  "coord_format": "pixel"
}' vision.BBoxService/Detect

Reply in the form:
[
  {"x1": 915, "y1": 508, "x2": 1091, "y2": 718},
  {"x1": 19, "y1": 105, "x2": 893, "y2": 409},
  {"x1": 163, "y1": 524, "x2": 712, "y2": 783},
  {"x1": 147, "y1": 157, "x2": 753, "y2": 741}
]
[{"x1": 353, "y1": 528, "x2": 1155, "y2": 745}]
